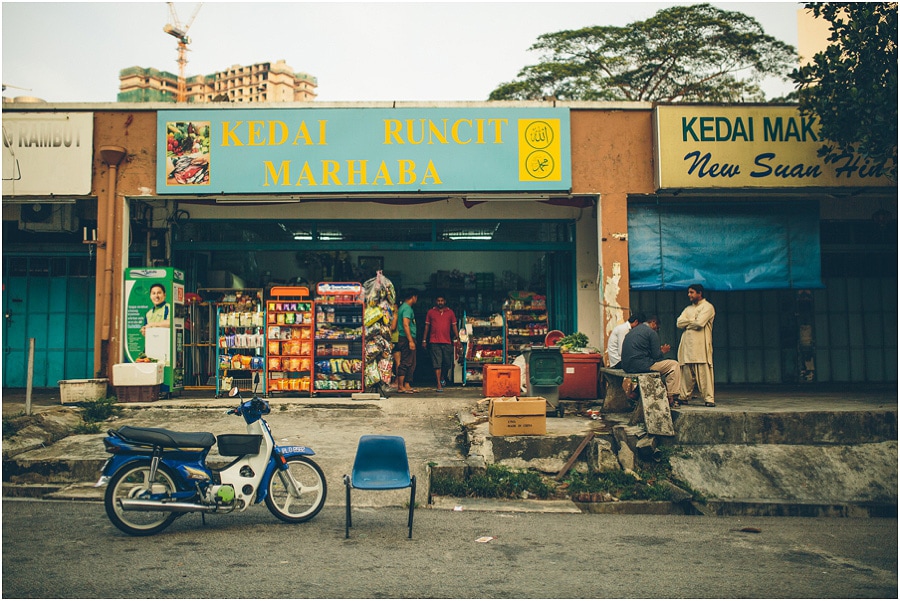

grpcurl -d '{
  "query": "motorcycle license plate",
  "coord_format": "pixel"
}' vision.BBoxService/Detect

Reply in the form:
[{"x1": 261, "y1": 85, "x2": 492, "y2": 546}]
[{"x1": 278, "y1": 445, "x2": 313, "y2": 455}]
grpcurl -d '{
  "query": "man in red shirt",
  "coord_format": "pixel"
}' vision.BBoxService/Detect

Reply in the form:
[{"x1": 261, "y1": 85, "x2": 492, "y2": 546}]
[{"x1": 422, "y1": 296, "x2": 458, "y2": 393}]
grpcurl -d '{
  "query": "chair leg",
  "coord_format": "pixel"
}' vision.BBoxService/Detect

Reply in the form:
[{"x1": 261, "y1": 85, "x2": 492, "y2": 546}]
[
  {"x1": 408, "y1": 475, "x2": 416, "y2": 538},
  {"x1": 343, "y1": 475, "x2": 352, "y2": 539}
]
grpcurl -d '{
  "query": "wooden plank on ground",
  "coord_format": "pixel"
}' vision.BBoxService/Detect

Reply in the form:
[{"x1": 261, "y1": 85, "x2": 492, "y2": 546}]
[
  {"x1": 554, "y1": 431, "x2": 595, "y2": 480},
  {"x1": 636, "y1": 373, "x2": 675, "y2": 436}
]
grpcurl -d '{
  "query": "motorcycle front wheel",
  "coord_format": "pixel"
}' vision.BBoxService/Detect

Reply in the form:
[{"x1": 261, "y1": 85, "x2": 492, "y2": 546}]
[
  {"x1": 265, "y1": 457, "x2": 327, "y2": 523},
  {"x1": 104, "y1": 461, "x2": 180, "y2": 536}
]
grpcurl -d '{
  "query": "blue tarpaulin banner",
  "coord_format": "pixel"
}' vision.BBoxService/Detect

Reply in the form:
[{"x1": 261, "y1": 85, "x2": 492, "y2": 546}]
[{"x1": 628, "y1": 201, "x2": 823, "y2": 291}]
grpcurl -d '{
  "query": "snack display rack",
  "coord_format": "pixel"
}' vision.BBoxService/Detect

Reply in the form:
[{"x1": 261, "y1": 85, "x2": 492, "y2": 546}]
[
  {"x1": 461, "y1": 311, "x2": 505, "y2": 385},
  {"x1": 215, "y1": 295, "x2": 266, "y2": 397},
  {"x1": 265, "y1": 286, "x2": 314, "y2": 396},
  {"x1": 313, "y1": 282, "x2": 365, "y2": 395},
  {"x1": 503, "y1": 292, "x2": 549, "y2": 363}
]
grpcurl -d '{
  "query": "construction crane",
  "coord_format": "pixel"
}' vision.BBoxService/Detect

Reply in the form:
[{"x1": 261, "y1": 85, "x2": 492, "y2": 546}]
[
  {"x1": 164, "y1": 2, "x2": 202, "y2": 103},
  {"x1": 2, "y1": 84, "x2": 32, "y2": 93}
]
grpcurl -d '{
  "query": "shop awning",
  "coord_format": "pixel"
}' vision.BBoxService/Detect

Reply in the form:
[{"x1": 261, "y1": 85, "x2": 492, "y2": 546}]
[{"x1": 628, "y1": 200, "x2": 823, "y2": 291}]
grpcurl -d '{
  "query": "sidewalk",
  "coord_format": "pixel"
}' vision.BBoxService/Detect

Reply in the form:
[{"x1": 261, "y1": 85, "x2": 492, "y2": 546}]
[
  {"x1": 4, "y1": 382, "x2": 897, "y2": 415},
  {"x1": 3, "y1": 384, "x2": 485, "y2": 506},
  {"x1": 3, "y1": 383, "x2": 897, "y2": 514}
]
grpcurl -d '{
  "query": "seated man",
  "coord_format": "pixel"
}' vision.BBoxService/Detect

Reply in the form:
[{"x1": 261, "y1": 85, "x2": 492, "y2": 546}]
[
  {"x1": 606, "y1": 312, "x2": 642, "y2": 369},
  {"x1": 620, "y1": 314, "x2": 682, "y2": 407}
]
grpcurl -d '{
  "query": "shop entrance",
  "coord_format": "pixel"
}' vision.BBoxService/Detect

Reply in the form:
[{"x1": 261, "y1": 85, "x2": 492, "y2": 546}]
[
  {"x1": 172, "y1": 218, "x2": 577, "y2": 389},
  {"x1": 628, "y1": 216, "x2": 897, "y2": 385}
]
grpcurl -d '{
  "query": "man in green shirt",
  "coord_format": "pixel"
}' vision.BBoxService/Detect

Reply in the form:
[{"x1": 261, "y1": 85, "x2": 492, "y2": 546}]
[{"x1": 396, "y1": 290, "x2": 419, "y2": 393}]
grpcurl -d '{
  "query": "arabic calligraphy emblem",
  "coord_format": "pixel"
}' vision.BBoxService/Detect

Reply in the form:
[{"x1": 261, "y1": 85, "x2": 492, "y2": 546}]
[{"x1": 524, "y1": 121, "x2": 554, "y2": 150}]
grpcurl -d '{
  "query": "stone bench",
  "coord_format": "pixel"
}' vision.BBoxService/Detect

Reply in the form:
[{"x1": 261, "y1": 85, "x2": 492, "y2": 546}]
[
  {"x1": 599, "y1": 368, "x2": 673, "y2": 436},
  {"x1": 599, "y1": 368, "x2": 662, "y2": 412}
]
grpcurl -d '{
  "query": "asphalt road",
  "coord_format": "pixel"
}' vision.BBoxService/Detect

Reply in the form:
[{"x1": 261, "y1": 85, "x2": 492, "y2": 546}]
[{"x1": 2, "y1": 499, "x2": 897, "y2": 599}]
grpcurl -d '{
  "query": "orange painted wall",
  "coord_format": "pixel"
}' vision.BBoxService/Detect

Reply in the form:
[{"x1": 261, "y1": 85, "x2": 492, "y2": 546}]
[
  {"x1": 91, "y1": 111, "x2": 157, "y2": 376},
  {"x1": 570, "y1": 108, "x2": 656, "y2": 338},
  {"x1": 92, "y1": 111, "x2": 158, "y2": 198}
]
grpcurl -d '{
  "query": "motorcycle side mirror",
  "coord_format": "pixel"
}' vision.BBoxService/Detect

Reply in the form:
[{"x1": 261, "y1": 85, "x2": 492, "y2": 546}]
[{"x1": 228, "y1": 386, "x2": 240, "y2": 398}]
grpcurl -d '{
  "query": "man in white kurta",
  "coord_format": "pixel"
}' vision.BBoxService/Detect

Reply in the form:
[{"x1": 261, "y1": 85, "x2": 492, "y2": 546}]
[
  {"x1": 606, "y1": 313, "x2": 641, "y2": 369},
  {"x1": 677, "y1": 284, "x2": 715, "y2": 406}
]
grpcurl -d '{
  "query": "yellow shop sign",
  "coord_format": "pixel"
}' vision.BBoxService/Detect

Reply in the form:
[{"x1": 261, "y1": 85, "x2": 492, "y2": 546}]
[{"x1": 654, "y1": 105, "x2": 893, "y2": 189}]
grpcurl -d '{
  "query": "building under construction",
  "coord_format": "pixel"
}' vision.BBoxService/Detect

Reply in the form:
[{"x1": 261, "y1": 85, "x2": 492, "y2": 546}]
[{"x1": 118, "y1": 60, "x2": 318, "y2": 103}]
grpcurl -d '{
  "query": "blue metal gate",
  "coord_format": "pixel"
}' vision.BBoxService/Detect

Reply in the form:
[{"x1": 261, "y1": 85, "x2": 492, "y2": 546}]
[{"x1": 2, "y1": 256, "x2": 96, "y2": 388}]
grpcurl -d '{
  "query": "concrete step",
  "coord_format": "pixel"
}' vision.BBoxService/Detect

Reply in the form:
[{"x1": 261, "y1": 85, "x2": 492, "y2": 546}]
[
  {"x1": 673, "y1": 408, "x2": 898, "y2": 445},
  {"x1": 4, "y1": 404, "x2": 897, "y2": 516},
  {"x1": 670, "y1": 441, "x2": 898, "y2": 507}
]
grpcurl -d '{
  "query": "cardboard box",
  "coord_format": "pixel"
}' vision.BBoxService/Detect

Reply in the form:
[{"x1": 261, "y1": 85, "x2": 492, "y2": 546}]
[{"x1": 488, "y1": 397, "x2": 547, "y2": 436}]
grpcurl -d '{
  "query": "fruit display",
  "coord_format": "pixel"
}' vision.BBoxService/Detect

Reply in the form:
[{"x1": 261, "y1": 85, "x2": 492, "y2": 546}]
[
  {"x1": 135, "y1": 352, "x2": 157, "y2": 363},
  {"x1": 165, "y1": 121, "x2": 210, "y2": 185}
]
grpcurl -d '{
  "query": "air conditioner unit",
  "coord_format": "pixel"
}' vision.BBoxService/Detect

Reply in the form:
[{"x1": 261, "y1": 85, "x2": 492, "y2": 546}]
[{"x1": 18, "y1": 203, "x2": 79, "y2": 233}]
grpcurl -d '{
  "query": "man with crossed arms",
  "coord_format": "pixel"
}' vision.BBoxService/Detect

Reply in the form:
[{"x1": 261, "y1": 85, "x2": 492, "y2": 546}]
[{"x1": 677, "y1": 283, "x2": 716, "y2": 407}]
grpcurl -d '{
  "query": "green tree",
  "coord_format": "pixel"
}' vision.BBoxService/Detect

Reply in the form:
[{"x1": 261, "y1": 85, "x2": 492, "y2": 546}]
[
  {"x1": 790, "y1": 3, "x2": 898, "y2": 181},
  {"x1": 489, "y1": 3, "x2": 796, "y2": 102}
]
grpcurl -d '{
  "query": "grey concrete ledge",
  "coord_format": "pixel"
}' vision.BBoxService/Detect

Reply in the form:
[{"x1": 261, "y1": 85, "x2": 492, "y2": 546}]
[
  {"x1": 674, "y1": 409, "x2": 898, "y2": 445},
  {"x1": 697, "y1": 499, "x2": 898, "y2": 518},
  {"x1": 429, "y1": 496, "x2": 582, "y2": 513}
]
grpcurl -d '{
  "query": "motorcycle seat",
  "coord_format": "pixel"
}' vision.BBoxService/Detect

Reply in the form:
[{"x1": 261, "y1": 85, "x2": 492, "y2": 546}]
[{"x1": 114, "y1": 425, "x2": 216, "y2": 450}]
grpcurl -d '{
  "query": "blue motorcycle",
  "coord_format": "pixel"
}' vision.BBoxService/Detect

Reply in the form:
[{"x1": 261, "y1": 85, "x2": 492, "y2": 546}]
[{"x1": 97, "y1": 385, "x2": 327, "y2": 536}]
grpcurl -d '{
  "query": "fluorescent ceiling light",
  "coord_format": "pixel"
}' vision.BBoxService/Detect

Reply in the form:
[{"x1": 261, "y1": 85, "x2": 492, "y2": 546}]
[
  {"x1": 2, "y1": 197, "x2": 77, "y2": 204},
  {"x1": 461, "y1": 194, "x2": 551, "y2": 202},
  {"x1": 215, "y1": 196, "x2": 300, "y2": 203},
  {"x1": 447, "y1": 234, "x2": 492, "y2": 240}
]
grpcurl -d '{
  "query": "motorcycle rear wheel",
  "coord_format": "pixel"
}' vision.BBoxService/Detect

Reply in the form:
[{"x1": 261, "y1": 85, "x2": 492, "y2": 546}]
[
  {"x1": 104, "y1": 461, "x2": 180, "y2": 536},
  {"x1": 265, "y1": 457, "x2": 327, "y2": 523}
]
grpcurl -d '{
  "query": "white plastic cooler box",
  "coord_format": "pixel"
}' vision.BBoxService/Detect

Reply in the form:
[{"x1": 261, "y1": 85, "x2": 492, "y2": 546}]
[{"x1": 113, "y1": 363, "x2": 165, "y2": 386}]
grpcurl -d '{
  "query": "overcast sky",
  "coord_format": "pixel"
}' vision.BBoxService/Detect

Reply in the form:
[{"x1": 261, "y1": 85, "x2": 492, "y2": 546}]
[{"x1": 2, "y1": 1, "x2": 804, "y2": 103}]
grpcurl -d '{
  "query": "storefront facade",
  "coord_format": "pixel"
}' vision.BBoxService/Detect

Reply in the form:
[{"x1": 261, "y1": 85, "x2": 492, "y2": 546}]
[
  {"x1": 2, "y1": 111, "x2": 100, "y2": 387},
  {"x1": 2, "y1": 101, "x2": 895, "y2": 389},
  {"x1": 630, "y1": 105, "x2": 897, "y2": 384}
]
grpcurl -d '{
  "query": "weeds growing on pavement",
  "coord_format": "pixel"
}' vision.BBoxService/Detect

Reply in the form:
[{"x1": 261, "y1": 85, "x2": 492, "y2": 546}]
[
  {"x1": 2, "y1": 411, "x2": 26, "y2": 438},
  {"x1": 431, "y1": 443, "x2": 695, "y2": 503},
  {"x1": 432, "y1": 465, "x2": 559, "y2": 499},
  {"x1": 73, "y1": 421, "x2": 103, "y2": 434},
  {"x1": 564, "y1": 470, "x2": 672, "y2": 501},
  {"x1": 78, "y1": 397, "x2": 120, "y2": 423},
  {"x1": 70, "y1": 397, "x2": 121, "y2": 433}
]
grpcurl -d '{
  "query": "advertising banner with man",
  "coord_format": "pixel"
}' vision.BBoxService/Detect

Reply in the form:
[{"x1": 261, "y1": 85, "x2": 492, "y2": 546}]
[{"x1": 124, "y1": 267, "x2": 185, "y2": 394}]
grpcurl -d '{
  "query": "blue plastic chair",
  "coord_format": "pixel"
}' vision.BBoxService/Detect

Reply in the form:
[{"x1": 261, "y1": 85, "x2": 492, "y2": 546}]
[{"x1": 343, "y1": 435, "x2": 416, "y2": 539}]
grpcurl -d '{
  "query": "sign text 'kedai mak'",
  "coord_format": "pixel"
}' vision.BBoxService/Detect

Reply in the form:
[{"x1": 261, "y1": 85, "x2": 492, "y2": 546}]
[{"x1": 655, "y1": 106, "x2": 893, "y2": 189}]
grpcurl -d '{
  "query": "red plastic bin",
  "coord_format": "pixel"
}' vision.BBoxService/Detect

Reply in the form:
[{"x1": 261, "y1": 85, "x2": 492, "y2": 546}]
[
  {"x1": 558, "y1": 353, "x2": 603, "y2": 400},
  {"x1": 482, "y1": 365, "x2": 521, "y2": 397}
]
